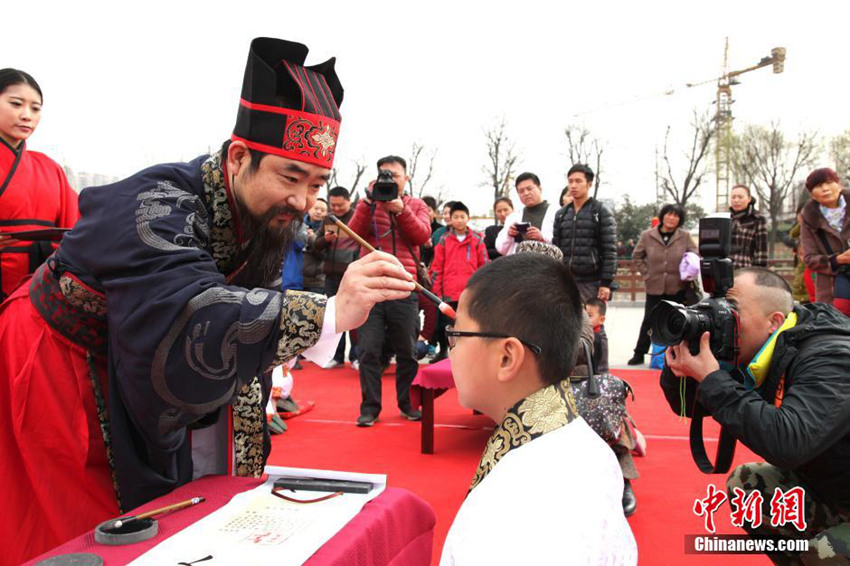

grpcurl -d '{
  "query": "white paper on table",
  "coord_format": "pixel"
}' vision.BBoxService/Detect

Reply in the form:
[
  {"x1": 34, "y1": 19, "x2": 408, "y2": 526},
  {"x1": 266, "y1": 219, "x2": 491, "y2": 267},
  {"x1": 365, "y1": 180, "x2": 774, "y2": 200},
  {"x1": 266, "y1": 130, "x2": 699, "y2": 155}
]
[{"x1": 128, "y1": 466, "x2": 386, "y2": 566}]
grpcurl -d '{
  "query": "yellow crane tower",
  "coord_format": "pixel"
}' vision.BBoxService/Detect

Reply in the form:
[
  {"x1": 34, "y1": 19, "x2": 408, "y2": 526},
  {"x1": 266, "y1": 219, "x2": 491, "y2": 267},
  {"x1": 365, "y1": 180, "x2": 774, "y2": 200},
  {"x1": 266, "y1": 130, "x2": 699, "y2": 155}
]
[{"x1": 711, "y1": 40, "x2": 786, "y2": 212}]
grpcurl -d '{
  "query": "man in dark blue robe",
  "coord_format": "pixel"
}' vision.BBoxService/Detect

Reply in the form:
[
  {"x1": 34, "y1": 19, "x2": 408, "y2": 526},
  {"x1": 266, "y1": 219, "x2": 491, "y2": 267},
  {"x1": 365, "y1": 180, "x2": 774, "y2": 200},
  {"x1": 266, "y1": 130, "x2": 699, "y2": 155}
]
[{"x1": 0, "y1": 37, "x2": 416, "y2": 566}]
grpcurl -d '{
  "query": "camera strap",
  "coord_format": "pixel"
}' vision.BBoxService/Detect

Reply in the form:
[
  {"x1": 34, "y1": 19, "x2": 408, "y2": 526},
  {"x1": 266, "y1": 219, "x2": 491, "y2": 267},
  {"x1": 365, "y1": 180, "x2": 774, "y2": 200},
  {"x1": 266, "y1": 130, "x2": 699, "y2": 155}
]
[{"x1": 690, "y1": 402, "x2": 737, "y2": 474}]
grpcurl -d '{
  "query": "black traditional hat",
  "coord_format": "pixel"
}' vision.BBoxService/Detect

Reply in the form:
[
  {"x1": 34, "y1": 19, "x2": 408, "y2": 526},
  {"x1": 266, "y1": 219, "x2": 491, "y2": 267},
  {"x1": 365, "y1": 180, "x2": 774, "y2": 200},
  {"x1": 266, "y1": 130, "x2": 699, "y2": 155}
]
[{"x1": 232, "y1": 38, "x2": 343, "y2": 169}]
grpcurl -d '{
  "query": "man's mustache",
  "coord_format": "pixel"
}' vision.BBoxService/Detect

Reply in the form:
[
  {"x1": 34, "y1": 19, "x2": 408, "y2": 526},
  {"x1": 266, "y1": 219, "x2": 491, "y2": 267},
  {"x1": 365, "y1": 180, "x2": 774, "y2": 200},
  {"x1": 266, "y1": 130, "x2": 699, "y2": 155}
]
[{"x1": 262, "y1": 205, "x2": 302, "y2": 225}]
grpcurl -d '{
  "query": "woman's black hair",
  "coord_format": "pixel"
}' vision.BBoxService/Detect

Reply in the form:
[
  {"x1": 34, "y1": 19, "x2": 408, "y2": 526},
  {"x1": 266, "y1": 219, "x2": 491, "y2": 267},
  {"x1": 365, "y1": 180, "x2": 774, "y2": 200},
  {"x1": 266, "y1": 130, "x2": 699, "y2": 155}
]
[
  {"x1": 658, "y1": 203, "x2": 686, "y2": 229},
  {"x1": 0, "y1": 69, "x2": 43, "y2": 102}
]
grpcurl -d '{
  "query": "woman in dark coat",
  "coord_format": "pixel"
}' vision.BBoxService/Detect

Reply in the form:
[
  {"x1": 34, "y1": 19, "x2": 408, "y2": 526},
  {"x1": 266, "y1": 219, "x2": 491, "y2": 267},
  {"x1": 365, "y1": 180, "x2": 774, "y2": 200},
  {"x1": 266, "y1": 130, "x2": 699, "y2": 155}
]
[{"x1": 483, "y1": 197, "x2": 513, "y2": 260}]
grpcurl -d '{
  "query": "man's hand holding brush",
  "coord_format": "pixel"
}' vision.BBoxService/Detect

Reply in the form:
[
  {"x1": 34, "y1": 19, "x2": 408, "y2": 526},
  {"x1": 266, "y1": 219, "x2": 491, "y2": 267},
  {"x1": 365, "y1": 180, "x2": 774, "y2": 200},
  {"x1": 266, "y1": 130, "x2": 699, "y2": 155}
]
[
  {"x1": 328, "y1": 214, "x2": 456, "y2": 330},
  {"x1": 334, "y1": 251, "x2": 417, "y2": 332}
]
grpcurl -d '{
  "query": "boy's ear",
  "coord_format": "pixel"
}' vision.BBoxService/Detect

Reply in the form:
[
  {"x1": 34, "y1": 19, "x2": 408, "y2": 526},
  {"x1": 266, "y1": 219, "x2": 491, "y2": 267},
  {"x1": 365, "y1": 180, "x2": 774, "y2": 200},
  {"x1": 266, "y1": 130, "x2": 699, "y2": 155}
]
[{"x1": 496, "y1": 338, "x2": 525, "y2": 384}]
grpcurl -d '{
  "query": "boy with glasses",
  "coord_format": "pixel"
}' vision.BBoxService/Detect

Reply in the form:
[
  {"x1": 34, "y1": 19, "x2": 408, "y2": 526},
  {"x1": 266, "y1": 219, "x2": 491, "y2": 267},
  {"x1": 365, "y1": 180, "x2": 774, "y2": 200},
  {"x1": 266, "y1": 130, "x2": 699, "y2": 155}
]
[{"x1": 440, "y1": 253, "x2": 636, "y2": 565}]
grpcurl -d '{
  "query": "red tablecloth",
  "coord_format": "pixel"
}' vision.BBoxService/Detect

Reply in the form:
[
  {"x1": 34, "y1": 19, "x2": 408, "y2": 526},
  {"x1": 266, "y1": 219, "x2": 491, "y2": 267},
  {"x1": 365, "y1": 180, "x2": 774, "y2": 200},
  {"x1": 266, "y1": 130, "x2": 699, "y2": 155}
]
[
  {"x1": 412, "y1": 358, "x2": 455, "y2": 390},
  {"x1": 25, "y1": 475, "x2": 435, "y2": 566}
]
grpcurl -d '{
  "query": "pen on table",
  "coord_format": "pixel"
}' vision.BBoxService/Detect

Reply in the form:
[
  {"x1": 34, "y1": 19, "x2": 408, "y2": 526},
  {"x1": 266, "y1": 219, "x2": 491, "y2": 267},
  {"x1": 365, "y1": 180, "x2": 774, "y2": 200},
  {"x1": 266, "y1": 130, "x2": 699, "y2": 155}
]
[
  {"x1": 327, "y1": 214, "x2": 456, "y2": 320},
  {"x1": 112, "y1": 496, "x2": 206, "y2": 529}
]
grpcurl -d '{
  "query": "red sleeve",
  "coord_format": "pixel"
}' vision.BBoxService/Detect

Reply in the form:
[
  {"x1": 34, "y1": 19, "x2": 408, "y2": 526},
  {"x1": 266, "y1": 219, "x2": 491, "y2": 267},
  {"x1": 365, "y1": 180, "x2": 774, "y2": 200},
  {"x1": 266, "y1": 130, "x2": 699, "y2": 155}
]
[
  {"x1": 348, "y1": 199, "x2": 372, "y2": 240},
  {"x1": 431, "y1": 239, "x2": 445, "y2": 297},
  {"x1": 57, "y1": 168, "x2": 80, "y2": 228},
  {"x1": 395, "y1": 198, "x2": 432, "y2": 246}
]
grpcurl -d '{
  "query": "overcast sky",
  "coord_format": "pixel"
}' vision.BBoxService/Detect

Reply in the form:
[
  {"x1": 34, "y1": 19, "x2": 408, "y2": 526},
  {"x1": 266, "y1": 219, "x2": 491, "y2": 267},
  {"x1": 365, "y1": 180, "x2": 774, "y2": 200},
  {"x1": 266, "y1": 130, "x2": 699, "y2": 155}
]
[{"x1": 5, "y1": 0, "x2": 848, "y2": 214}]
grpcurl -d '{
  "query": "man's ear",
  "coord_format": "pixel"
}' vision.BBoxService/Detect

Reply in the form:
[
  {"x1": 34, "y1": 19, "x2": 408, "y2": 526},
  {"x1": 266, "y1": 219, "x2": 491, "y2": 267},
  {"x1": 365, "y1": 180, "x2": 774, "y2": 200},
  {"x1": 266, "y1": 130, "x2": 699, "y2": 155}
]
[
  {"x1": 496, "y1": 338, "x2": 525, "y2": 384},
  {"x1": 768, "y1": 311, "x2": 787, "y2": 334},
  {"x1": 227, "y1": 141, "x2": 251, "y2": 177}
]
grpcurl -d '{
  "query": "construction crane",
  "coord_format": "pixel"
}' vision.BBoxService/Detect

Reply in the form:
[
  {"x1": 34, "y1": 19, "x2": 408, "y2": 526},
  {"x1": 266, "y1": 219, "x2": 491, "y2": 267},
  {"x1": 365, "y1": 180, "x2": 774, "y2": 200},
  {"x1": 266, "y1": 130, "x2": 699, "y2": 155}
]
[{"x1": 712, "y1": 40, "x2": 786, "y2": 212}]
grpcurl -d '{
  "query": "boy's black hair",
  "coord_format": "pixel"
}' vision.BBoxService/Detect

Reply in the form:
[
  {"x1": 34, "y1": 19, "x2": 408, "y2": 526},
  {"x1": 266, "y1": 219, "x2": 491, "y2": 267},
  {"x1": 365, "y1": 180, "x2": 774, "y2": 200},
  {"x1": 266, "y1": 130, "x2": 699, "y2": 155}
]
[
  {"x1": 450, "y1": 201, "x2": 470, "y2": 216},
  {"x1": 515, "y1": 172, "x2": 541, "y2": 188},
  {"x1": 422, "y1": 195, "x2": 438, "y2": 210},
  {"x1": 585, "y1": 297, "x2": 607, "y2": 316},
  {"x1": 464, "y1": 254, "x2": 583, "y2": 385},
  {"x1": 568, "y1": 163, "x2": 595, "y2": 184}
]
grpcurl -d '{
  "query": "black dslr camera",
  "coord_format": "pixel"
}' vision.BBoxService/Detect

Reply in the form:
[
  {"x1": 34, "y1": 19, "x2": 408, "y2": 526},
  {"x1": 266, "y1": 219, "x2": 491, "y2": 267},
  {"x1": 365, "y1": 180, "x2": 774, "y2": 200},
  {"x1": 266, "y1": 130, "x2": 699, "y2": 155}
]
[
  {"x1": 649, "y1": 216, "x2": 739, "y2": 363},
  {"x1": 371, "y1": 169, "x2": 399, "y2": 202}
]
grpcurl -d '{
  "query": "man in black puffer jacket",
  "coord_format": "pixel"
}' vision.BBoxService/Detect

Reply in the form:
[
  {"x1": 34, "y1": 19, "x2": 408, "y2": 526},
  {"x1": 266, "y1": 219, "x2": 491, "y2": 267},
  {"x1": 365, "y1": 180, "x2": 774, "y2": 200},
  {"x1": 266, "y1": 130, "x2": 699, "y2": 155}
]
[
  {"x1": 552, "y1": 164, "x2": 618, "y2": 302},
  {"x1": 662, "y1": 267, "x2": 850, "y2": 565}
]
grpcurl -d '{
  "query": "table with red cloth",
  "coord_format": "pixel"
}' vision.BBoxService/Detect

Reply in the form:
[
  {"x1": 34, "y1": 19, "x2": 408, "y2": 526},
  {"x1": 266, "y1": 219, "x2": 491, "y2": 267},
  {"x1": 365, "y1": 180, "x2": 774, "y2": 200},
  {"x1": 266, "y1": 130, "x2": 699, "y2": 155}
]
[
  {"x1": 412, "y1": 358, "x2": 456, "y2": 454},
  {"x1": 25, "y1": 475, "x2": 435, "y2": 566}
]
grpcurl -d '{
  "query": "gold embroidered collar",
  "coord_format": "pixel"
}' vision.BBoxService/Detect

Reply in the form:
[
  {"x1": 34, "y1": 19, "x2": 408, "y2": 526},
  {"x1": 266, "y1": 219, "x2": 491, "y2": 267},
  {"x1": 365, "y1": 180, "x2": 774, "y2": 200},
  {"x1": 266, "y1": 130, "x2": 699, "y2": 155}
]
[
  {"x1": 469, "y1": 378, "x2": 579, "y2": 492},
  {"x1": 200, "y1": 151, "x2": 244, "y2": 276}
]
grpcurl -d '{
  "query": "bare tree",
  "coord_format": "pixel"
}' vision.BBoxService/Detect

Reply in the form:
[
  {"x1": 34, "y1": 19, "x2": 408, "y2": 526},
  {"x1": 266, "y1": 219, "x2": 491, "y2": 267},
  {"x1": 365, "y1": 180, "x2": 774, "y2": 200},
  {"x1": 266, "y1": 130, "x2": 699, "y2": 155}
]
[
  {"x1": 482, "y1": 118, "x2": 520, "y2": 201},
  {"x1": 659, "y1": 109, "x2": 715, "y2": 209},
  {"x1": 329, "y1": 160, "x2": 367, "y2": 199},
  {"x1": 564, "y1": 124, "x2": 604, "y2": 192},
  {"x1": 406, "y1": 142, "x2": 437, "y2": 198},
  {"x1": 732, "y1": 122, "x2": 818, "y2": 256},
  {"x1": 830, "y1": 129, "x2": 850, "y2": 182}
]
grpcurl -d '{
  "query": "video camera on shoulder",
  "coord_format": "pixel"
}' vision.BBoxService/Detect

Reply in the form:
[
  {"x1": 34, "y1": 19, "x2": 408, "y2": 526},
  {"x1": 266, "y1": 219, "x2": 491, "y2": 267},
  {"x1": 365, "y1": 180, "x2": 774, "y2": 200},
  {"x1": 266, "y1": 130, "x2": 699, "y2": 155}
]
[
  {"x1": 371, "y1": 169, "x2": 399, "y2": 202},
  {"x1": 649, "y1": 216, "x2": 739, "y2": 363}
]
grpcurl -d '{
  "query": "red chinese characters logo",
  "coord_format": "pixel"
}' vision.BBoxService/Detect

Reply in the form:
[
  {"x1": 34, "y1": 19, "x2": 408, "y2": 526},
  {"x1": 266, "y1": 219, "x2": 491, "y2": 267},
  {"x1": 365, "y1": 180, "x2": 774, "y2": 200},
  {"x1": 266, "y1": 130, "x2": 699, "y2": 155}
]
[
  {"x1": 770, "y1": 487, "x2": 807, "y2": 532},
  {"x1": 729, "y1": 487, "x2": 764, "y2": 529},
  {"x1": 694, "y1": 485, "x2": 807, "y2": 533},
  {"x1": 693, "y1": 484, "x2": 728, "y2": 533}
]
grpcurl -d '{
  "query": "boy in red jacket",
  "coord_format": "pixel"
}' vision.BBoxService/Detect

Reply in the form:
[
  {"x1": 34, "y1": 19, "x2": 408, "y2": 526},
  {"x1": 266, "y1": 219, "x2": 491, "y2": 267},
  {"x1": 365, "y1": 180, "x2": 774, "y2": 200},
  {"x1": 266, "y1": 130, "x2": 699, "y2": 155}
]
[{"x1": 431, "y1": 202, "x2": 489, "y2": 360}]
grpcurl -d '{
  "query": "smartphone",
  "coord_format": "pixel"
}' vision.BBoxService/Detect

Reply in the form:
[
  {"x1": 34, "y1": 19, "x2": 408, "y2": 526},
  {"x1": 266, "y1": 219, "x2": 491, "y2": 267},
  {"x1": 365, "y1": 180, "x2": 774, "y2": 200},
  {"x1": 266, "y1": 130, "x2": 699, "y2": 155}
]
[
  {"x1": 273, "y1": 477, "x2": 374, "y2": 494},
  {"x1": 515, "y1": 222, "x2": 531, "y2": 233}
]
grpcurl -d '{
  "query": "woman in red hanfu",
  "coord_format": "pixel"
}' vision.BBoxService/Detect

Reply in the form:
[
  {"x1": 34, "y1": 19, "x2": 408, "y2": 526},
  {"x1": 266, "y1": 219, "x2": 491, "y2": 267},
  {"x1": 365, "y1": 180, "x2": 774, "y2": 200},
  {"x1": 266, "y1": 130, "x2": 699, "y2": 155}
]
[{"x1": 0, "y1": 69, "x2": 79, "y2": 301}]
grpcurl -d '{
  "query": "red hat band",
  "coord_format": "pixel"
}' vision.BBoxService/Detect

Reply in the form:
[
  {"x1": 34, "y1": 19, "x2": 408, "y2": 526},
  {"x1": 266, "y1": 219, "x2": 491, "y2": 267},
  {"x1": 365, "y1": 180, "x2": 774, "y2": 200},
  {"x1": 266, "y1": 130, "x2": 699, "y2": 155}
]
[{"x1": 232, "y1": 99, "x2": 340, "y2": 169}]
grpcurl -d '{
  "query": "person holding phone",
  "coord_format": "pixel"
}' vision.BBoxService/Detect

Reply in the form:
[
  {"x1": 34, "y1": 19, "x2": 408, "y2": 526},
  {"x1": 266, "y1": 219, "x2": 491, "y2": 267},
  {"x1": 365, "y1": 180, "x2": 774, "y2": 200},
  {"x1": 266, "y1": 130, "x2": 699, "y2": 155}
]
[
  {"x1": 0, "y1": 69, "x2": 79, "y2": 301},
  {"x1": 495, "y1": 172, "x2": 557, "y2": 256}
]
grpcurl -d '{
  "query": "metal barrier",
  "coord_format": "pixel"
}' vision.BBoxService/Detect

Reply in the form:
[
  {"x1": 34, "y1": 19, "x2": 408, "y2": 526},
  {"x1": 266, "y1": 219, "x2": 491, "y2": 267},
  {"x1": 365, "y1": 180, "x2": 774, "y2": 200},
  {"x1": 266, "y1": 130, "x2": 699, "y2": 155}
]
[{"x1": 614, "y1": 258, "x2": 796, "y2": 303}]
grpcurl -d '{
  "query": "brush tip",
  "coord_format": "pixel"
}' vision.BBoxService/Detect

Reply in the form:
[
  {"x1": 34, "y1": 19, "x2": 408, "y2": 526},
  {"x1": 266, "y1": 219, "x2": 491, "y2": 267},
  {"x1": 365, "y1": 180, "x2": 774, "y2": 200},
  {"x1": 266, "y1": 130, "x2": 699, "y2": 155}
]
[{"x1": 439, "y1": 302, "x2": 457, "y2": 319}]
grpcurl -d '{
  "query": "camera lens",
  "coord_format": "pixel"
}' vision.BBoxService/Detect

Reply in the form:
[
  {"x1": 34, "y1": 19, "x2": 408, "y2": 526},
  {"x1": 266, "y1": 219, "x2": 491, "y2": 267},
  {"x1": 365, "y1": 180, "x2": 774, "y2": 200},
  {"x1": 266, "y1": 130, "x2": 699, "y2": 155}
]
[
  {"x1": 667, "y1": 312, "x2": 685, "y2": 336},
  {"x1": 650, "y1": 300, "x2": 709, "y2": 347}
]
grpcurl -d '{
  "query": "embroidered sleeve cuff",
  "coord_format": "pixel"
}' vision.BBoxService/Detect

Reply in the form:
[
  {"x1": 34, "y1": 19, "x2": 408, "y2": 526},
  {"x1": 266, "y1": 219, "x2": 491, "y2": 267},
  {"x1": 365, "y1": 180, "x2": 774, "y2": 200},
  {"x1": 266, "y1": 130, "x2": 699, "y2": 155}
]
[
  {"x1": 267, "y1": 290, "x2": 327, "y2": 370},
  {"x1": 301, "y1": 296, "x2": 341, "y2": 368}
]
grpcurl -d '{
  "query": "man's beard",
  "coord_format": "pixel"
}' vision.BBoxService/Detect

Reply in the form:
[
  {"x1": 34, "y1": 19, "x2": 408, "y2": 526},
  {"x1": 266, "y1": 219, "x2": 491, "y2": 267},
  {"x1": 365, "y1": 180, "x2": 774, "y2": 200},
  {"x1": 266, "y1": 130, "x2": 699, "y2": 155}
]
[{"x1": 231, "y1": 203, "x2": 302, "y2": 289}]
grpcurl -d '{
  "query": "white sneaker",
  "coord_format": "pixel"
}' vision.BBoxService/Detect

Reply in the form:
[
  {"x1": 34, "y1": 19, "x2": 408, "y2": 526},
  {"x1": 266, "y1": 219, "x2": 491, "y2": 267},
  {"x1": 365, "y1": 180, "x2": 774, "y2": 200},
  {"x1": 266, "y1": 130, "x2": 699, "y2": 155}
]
[
  {"x1": 324, "y1": 360, "x2": 343, "y2": 369},
  {"x1": 351, "y1": 360, "x2": 360, "y2": 371}
]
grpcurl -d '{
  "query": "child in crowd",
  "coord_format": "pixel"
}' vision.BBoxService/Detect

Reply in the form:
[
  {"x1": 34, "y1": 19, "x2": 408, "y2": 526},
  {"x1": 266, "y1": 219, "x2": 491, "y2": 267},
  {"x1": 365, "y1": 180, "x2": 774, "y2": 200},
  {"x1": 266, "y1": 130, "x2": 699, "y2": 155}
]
[
  {"x1": 440, "y1": 254, "x2": 636, "y2": 565},
  {"x1": 586, "y1": 298, "x2": 643, "y2": 515},
  {"x1": 585, "y1": 297, "x2": 609, "y2": 373},
  {"x1": 429, "y1": 201, "x2": 488, "y2": 361}
]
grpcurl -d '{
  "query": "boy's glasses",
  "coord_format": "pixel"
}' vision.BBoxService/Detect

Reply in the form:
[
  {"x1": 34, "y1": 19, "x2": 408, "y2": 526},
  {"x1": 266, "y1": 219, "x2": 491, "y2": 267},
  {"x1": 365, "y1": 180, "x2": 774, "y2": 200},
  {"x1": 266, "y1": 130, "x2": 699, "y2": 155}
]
[{"x1": 445, "y1": 325, "x2": 542, "y2": 355}]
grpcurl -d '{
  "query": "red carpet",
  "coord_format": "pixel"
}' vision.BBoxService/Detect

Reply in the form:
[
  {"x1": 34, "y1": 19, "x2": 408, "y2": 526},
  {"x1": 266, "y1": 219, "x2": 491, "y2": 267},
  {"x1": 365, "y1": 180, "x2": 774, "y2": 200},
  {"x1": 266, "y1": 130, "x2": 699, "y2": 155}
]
[{"x1": 268, "y1": 363, "x2": 770, "y2": 565}]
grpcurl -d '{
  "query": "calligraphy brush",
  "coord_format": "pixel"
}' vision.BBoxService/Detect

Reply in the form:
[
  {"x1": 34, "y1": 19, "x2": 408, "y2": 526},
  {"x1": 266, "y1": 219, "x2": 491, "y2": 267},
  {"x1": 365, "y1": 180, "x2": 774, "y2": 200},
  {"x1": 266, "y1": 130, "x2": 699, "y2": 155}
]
[
  {"x1": 112, "y1": 496, "x2": 206, "y2": 529},
  {"x1": 327, "y1": 214, "x2": 456, "y2": 320}
]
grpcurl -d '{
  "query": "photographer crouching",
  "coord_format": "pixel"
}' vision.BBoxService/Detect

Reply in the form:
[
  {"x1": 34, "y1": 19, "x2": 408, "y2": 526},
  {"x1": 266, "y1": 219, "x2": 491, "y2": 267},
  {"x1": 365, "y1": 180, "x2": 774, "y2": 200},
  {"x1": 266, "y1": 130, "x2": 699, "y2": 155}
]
[
  {"x1": 348, "y1": 156, "x2": 432, "y2": 427},
  {"x1": 659, "y1": 218, "x2": 850, "y2": 565}
]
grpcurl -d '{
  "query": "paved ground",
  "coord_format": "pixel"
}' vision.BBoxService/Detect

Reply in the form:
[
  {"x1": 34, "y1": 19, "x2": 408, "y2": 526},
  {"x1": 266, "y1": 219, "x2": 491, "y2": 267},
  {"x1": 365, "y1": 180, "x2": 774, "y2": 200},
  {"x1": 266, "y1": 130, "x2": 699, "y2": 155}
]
[{"x1": 606, "y1": 301, "x2": 651, "y2": 369}]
